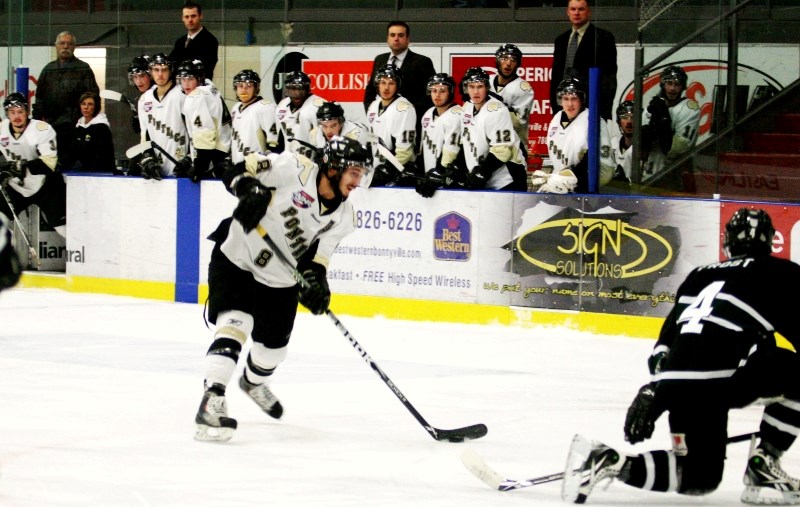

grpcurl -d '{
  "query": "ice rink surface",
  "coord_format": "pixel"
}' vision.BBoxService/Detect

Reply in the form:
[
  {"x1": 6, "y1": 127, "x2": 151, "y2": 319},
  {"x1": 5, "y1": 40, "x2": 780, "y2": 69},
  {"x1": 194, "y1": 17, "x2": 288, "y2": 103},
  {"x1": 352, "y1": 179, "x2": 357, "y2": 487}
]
[{"x1": 0, "y1": 288, "x2": 789, "y2": 506}]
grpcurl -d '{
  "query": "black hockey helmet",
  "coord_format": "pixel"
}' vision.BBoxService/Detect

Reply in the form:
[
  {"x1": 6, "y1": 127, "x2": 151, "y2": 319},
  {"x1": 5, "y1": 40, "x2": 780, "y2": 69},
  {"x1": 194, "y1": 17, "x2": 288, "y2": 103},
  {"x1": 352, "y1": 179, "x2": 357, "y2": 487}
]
[
  {"x1": 233, "y1": 69, "x2": 261, "y2": 94},
  {"x1": 724, "y1": 208, "x2": 774, "y2": 258},
  {"x1": 426, "y1": 73, "x2": 456, "y2": 99},
  {"x1": 374, "y1": 64, "x2": 402, "y2": 89},
  {"x1": 316, "y1": 101, "x2": 345, "y2": 123},
  {"x1": 148, "y1": 52, "x2": 173, "y2": 73},
  {"x1": 556, "y1": 77, "x2": 586, "y2": 102},
  {"x1": 284, "y1": 71, "x2": 311, "y2": 92},
  {"x1": 3, "y1": 92, "x2": 28, "y2": 111},
  {"x1": 616, "y1": 100, "x2": 635, "y2": 121},
  {"x1": 460, "y1": 67, "x2": 490, "y2": 94},
  {"x1": 128, "y1": 56, "x2": 150, "y2": 75},
  {"x1": 176, "y1": 59, "x2": 205, "y2": 82},
  {"x1": 495, "y1": 43, "x2": 523, "y2": 66},
  {"x1": 322, "y1": 136, "x2": 372, "y2": 177},
  {"x1": 660, "y1": 65, "x2": 688, "y2": 90}
]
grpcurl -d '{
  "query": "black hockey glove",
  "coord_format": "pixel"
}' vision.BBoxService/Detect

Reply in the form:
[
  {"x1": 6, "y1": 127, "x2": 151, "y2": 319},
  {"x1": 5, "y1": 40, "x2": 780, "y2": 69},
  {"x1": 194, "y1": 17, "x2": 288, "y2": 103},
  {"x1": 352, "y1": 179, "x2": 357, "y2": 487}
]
[
  {"x1": 370, "y1": 163, "x2": 401, "y2": 188},
  {"x1": 0, "y1": 160, "x2": 24, "y2": 186},
  {"x1": 232, "y1": 177, "x2": 272, "y2": 233},
  {"x1": 464, "y1": 168, "x2": 489, "y2": 190},
  {"x1": 189, "y1": 150, "x2": 213, "y2": 183},
  {"x1": 647, "y1": 96, "x2": 670, "y2": 123},
  {"x1": 395, "y1": 161, "x2": 420, "y2": 188},
  {"x1": 648, "y1": 96, "x2": 674, "y2": 153},
  {"x1": 415, "y1": 166, "x2": 447, "y2": 198},
  {"x1": 140, "y1": 156, "x2": 162, "y2": 181},
  {"x1": 624, "y1": 382, "x2": 664, "y2": 444},
  {"x1": 297, "y1": 262, "x2": 330, "y2": 315},
  {"x1": 173, "y1": 156, "x2": 193, "y2": 178}
]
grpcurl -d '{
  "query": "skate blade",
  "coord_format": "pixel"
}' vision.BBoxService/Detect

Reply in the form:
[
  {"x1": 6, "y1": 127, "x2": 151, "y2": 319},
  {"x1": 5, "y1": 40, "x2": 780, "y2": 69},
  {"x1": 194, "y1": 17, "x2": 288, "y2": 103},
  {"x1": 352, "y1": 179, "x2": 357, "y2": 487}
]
[
  {"x1": 742, "y1": 486, "x2": 800, "y2": 505},
  {"x1": 194, "y1": 423, "x2": 235, "y2": 443},
  {"x1": 562, "y1": 434, "x2": 593, "y2": 504}
]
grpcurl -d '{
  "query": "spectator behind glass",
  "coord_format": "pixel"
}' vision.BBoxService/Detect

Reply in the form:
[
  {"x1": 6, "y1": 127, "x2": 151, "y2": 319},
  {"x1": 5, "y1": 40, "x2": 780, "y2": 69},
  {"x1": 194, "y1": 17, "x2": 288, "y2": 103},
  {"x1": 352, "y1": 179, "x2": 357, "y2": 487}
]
[
  {"x1": 32, "y1": 31, "x2": 100, "y2": 166},
  {"x1": 63, "y1": 92, "x2": 115, "y2": 173},
  {"x1": 168, "y1": 1, "x2": 219, "y2": 81}
]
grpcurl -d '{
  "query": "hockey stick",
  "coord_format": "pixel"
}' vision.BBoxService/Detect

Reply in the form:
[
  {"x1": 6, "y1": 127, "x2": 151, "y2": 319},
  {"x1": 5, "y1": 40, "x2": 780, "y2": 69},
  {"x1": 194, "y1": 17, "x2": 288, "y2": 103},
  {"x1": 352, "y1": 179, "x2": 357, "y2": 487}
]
[
  {"x1": 125, "y1": 140, "x2": 180, "y2": 165},
  {"x1": 99, "y1": 89, "x2": 137, "y2": 115},
  {"x1": 461, "y1": 431, "x2": 759, "y2": 491},
  {"x1": 255, "y1": 224, "x2": 488, "y2": 442}
]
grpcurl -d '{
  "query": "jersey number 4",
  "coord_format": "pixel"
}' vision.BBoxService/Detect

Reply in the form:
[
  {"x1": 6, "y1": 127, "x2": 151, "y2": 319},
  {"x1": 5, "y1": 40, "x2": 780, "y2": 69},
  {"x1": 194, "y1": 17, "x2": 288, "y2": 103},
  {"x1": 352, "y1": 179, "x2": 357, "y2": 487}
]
[{"x1": 677, "y1": 281, "x2": 725, "y2": 334}]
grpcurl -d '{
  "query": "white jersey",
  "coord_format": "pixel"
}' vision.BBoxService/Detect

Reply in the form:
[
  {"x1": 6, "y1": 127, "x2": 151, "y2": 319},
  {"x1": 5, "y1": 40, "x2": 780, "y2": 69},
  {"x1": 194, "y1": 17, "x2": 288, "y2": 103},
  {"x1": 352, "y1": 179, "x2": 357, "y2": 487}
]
[
  {"x1": 547, "y1": 109, "x2": 589, "y2": 173},
  {"x1": 461, "y1": 96, "x2": 525, "y2": 189},
  {"x1": 220, "y1": 151, "x2": 355, "y2": 288},
  {"x1": 276, "y1": 94, "x2": 325, "y2": 148},
  {"x1": 310, "y1": 120, "x2": 372, "y2": 150},
  {"x1": 182, "y1": 81, "x2": 231, "y2": 156},
  {"x1": 366, "y1": 95, "x2": 417, "y2": 166},
  {"x1": 139, "y1": 83, "x2": 189, "y2": 176},
  {"x1": 0, "y1": 118, "x2": 58, "y2": 197},
  {"x1": 490, "y1": 76, "x2": 534, "y2": 147},
  {"x1": 643, "y1": 96, "x2": 700, "y2": 178},
  {"x1": 608, "y1": 134, "x2": 633, "y2": 181},
  {"x1": 420, "y1": 104, "x2": 462, "y2": 172},
  {"x1": 230, "y1": 97, "x2": 279, "y2": 165}
]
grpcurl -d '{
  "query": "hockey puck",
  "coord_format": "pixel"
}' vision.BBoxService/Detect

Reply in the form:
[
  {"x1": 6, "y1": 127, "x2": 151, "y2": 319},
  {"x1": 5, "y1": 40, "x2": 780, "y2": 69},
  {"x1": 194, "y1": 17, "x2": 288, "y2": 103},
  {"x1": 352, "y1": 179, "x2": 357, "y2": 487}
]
[{"x1": 448, "y1": 436, "x2": 465, "y2": 443}]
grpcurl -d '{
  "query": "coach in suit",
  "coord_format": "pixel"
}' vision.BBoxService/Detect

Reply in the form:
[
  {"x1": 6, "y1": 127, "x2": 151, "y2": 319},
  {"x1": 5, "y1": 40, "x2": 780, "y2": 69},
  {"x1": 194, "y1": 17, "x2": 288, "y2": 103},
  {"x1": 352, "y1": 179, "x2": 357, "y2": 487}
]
[
  {"x1": 363, "y1": 21, "x2": 436, "y2": 125},
  {"x1": 168, "y1": 1, "x2": 219, "y2": 81},
  {"x1": 550, "y1": 0, "x2": 617, "y2": 120}
]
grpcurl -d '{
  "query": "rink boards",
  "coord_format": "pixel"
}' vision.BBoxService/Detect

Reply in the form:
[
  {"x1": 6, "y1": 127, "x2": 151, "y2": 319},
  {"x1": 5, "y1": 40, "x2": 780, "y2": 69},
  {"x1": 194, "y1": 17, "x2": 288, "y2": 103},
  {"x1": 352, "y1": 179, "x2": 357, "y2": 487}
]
[{"x1": 18, "y1": 174, "x2": 800, "y2": 338}]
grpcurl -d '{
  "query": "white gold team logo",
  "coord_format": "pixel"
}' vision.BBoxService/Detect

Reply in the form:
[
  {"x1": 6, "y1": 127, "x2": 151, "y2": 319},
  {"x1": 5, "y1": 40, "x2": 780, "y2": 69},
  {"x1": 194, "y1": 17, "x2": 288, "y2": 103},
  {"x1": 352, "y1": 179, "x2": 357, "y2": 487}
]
[{"x1": 291, "y1": 190, "x2": 315, "y2": 209}]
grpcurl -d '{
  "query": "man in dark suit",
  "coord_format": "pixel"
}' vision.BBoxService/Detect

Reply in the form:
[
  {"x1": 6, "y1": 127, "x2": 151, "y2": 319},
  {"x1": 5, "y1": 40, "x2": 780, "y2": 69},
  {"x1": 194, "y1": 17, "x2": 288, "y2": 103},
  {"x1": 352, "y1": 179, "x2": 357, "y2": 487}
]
[
  {"x1": 168, "y1": 1, "x2": 219, "y2": 81},
  {"x1": 363, "y1": 21, "x2": 436, "y2": 126},
  {"x1": 550, "y1": 0, "x2": 617, "y2": 120}
]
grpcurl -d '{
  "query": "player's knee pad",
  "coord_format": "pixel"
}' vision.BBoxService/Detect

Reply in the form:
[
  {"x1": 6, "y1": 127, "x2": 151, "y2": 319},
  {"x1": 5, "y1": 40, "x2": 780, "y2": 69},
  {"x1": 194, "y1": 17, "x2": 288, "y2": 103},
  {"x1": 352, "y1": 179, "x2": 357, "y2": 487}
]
[
  {"x1": 214, "y1": 310, "x2": 254, "y2": 345},
  {"x1": 247, "y1": 342, "x2": 288, "y2": 373}
]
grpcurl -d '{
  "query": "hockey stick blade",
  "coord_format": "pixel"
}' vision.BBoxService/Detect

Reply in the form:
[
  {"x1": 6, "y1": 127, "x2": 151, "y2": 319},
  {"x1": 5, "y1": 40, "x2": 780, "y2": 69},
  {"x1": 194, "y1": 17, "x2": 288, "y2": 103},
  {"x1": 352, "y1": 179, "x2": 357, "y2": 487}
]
[
  {"x1": 126, "y1": 141, "x2": 152, "y2": 159},
  {"x1": 100, "y1": 89, "x2": 124, "y2": 102},
  {"x1": 256, "y1": 225, "x2": 487, "y2": 443},
  {"x1": 461, "y1": 431, "x2": 759, "y2": 492}
]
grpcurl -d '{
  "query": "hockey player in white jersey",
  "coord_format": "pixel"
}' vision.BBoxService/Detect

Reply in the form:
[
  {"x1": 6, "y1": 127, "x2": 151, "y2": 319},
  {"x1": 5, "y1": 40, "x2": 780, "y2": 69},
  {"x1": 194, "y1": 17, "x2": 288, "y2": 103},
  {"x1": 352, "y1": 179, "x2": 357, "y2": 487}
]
[
  {"x1": 194, "y1": 136, "x2": 372, "y2": 443},
  {"x1": 230, "y1": 70, "x2": 278, "y2": 165},
  {"x1": 642, "y1": 65, "x2": 700, "y2": 188},
  {"x1": 136, "y1": 53, "x2": 189, "y2": 180},
  {"x1": 0, "y1": 93, "x2": 66, "y2": 237},
  {"x1": 489, "y1": 44, "x2": 533, "y2": 155},
  {"x1": 127, "y1": 56, "x2": 152, "y2": 135},
  {"x1": 460, "y1": 67, "x2": 527, "y2": 191},
  {"x1": 599, "y1": 99, "x2": 637, "y2": 190},
  {"x1": 176, "y1": 59, "x2": 231, "y2": 182},
  {"x1": 275, "y1": 71, "x2": 325, "y2": 154},
  {"x1": 416, "y1": 73, "x2": 462, "y2": 198},
  {"x1": 365, "y1": 64, "x2": 418, "y2": 187},
  {"x1": 0, "y1": 211, "x2": 21, "y2": 291},
  {"x1": 311, "y1": 101, "x2": 371, "y2": 151}
]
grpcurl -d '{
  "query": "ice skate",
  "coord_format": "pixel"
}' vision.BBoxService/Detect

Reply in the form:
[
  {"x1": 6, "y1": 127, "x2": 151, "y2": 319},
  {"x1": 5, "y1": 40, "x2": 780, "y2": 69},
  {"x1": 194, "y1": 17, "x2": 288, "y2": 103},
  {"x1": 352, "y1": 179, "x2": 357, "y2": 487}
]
[
  {"x1": 194, "y1": 387, "x2": 237, "y2": 442},
  {"x1": 239, "y1": 374, "x2": 283, "y2": 419},
  {"x1": 562, "y1": 434, "x2": 626, "y2": 504},
  {"x1": 742, "y1": 448, "x2": 800, "y2": 505}
]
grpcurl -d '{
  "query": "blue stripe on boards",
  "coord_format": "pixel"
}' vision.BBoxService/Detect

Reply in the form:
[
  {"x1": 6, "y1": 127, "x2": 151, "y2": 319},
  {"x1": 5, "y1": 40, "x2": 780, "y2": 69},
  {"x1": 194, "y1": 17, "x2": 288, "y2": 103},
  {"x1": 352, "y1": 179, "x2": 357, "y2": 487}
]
[{"x1": 175, "y1": 178, "x2": 201, "y2": 302}]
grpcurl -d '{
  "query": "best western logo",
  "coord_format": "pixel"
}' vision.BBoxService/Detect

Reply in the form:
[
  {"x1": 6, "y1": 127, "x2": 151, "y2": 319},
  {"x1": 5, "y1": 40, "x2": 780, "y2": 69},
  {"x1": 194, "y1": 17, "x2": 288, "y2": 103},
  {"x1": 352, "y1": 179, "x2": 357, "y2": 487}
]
[{"x1": 433, "y1": 212, "x2": 471, "y2": 261}]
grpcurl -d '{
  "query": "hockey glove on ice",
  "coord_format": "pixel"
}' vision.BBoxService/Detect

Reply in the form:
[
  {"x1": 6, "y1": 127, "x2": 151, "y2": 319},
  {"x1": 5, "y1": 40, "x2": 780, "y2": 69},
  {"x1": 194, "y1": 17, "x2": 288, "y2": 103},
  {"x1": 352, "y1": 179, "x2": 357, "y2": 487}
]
[
  {"x1": 298, "y1": 263, "x2": 330, "y2": 315},
  {"x1": 624, "y1": 382, "x2": 664, "y2": 444},
  {"x1": 233, "y1": 177, "x2": 272, "y2": 233},
  {"x1": 140, "y1": 156, "x2": 162, "y2": 181}
]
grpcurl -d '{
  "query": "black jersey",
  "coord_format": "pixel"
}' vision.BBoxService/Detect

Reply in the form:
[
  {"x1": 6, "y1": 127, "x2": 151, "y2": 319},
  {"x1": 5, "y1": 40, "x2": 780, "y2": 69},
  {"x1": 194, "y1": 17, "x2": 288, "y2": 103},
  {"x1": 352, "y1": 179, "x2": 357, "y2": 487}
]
[{"x1": 653, "y1": 254, "x2": 800, "y2": 383}]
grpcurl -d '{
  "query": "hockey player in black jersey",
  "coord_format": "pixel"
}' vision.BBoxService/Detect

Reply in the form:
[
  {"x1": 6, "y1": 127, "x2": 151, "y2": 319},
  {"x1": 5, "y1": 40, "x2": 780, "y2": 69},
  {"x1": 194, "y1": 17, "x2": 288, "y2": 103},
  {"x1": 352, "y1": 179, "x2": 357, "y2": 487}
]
[{"x1": 564, "y1": 208, "x2": 800, "y2": 505}]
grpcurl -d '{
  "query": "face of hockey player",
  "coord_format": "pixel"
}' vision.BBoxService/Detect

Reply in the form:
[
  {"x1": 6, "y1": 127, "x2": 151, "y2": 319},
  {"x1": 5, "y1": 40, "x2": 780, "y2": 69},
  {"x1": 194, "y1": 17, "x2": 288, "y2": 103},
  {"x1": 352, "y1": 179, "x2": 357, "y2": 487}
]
[
  {"x1": 151, "y1": 65, "x2": 172, "y2": 87},
  {"x1": 55, "y1": 34, "x2": 75, "y2": 63},
  {"x1": 560, "y1": 92, "x2": 583, "y2": 120},
  {"x1": 467, "y1": 81, "x2": 488, "y2": 106},
  {"x1": 337, "y1": 164, "x2": 366, "y2": 197},
  {"x1": 235, "y1": 82, "x2": 258, "y2": 104},
  {"x1": 386, "y1": 24, "x2": 409, "y2": 55},
  {"x1": 7, "y1": 106, "x2": 28, "y2": 130},
  {"x1": 567, "y1": 0, "x2": 591, "y2": 29},
  {"x1": 378, "y1": 77, "x2": 398, "y2": 102},
  {"x1": 497, "y1": 56, "x2": 518, "y2": 81},
  {"x1": 285, "y1": 86, "x2": 308, "y2": 108},
  {"x1": 132, "y1": 72, "x2": 152, "y2": 93},
  {"x1": 430, "y1": 84, "x2": 451, "y2": 108},
  {"x1": 80, "y1": 97, "x2": 97, "y2": 121},
  {"x1": 180, "y1": 75, "x2": 200, "y2": 95},
  {"x1": 618, "y1": 112, "x2": 634, "y2": 137},
  {"x1": 319, "y1": 119, "x2": 343, "y2": 141},
  {"x1": 182, "y1": 7, "x2": 203, "y2": 34},
  {"x1": 662, "y1": 79, "x2": 684, "y2": 106}
]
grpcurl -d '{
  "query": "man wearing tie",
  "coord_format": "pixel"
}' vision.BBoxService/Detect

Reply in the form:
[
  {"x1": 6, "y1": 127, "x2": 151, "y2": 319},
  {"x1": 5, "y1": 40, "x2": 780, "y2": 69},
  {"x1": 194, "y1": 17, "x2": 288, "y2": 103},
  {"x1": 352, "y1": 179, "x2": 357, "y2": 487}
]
[
  {"x1": 550, "y1": 0, "x2": 617, "y2": 120},
  {"x1": 168, "y1": 1, "x2": 219, "y2": 81},
  {"x1": 363, "y1": 21, "x2": 436, "y2": 137}
]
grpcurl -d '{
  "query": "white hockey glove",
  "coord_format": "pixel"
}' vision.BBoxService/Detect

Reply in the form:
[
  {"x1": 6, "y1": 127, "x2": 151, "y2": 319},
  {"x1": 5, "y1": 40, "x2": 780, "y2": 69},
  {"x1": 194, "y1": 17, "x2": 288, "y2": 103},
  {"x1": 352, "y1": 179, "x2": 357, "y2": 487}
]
[{"x1": 531, "y1": 169, "x2": 578, "y2": 194}]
